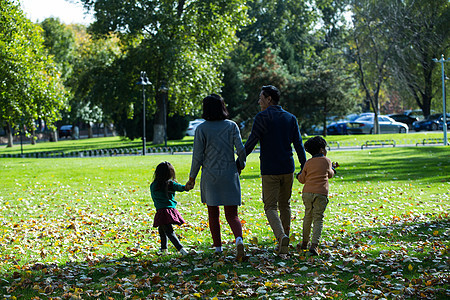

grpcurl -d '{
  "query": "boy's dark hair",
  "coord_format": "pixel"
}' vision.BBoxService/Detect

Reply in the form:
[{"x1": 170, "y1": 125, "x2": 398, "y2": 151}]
[
  {"x1": 202, "y1": 94, "x2": 229, "y2": 121},
  {"x1": 261, "y1": 85, "x2": 280, "y2": 104},
  {"x1": 304, "y1": 136, "x2": 327, "y2": 156}
]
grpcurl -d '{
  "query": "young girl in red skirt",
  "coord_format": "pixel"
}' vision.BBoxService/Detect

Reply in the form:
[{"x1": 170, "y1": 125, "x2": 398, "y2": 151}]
[{"x1": 151, "y1": 161, "x2": 192, "y2": 255}]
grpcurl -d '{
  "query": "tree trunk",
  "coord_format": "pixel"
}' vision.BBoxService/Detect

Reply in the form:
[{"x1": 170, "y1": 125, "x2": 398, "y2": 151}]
[
  {"x1": 50, "y1": 130, "x2": 58, "y2": 142},
  {"x1": 88, "y1": 122, "x2": 93, "y2": 138},
  {"x1": 153, "y1": 92, "x2": 166, "y2": 145},
  {"x1": 104, "y1": 123, "x2": 108, "y2": 137},
  {"x1": 31, "y1": 128, "x2": 36, "y2": 145},
  {"x1": 6, "y1": 122, "x2": 13, "y2": 147}
]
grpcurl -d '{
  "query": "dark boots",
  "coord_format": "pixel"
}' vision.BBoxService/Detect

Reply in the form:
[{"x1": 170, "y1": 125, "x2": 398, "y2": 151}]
[{"x1": 309, "y1": 243, "x2": 319, "y2": 256}]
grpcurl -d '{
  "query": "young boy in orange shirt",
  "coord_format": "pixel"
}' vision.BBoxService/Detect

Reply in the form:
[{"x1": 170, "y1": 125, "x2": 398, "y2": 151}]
[{"x1": 296, "y1": 136, "x2": 339, "y2": 256}]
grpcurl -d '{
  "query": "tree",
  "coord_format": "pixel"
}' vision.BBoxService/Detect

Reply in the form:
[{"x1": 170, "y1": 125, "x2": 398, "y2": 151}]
[
  {"x1": 223, "y1": 0, "x2": 358, "y2": 136},
  {"x1": 288, "y1": 54, "x2": 359, "y2": 136},
  {"x1": 0, "y1": 0, "x2": 67, "y2": 147},
  {"x1": 349, "y1": 0, "x2": 396, "y2": 134},
  {"x1": 388, "y1": 0, "x2": 450, "y2": 117},
  {"x1": 67, "y1": 25, "x2": 123, "y2": 138},
  {"x1": 40, "y1": 18, "x2": 76, "y2": 83},
  {"x1": 80, "y1": 0, "x2": 250, "y2": 144}
]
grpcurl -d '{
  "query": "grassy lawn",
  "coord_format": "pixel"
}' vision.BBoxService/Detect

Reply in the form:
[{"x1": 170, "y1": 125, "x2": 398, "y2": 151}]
[
  {"x1": 0, "y1": 132, "x2": 447, "y2": 155},
  {"x1": 0, "y1": 146, "x2": 449, "y2": 299}
]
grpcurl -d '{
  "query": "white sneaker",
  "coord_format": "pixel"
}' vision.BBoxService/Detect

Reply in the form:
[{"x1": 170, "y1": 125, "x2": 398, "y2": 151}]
[{"x1": 179, "y1": 248, "x2": 188, "y2": 256}]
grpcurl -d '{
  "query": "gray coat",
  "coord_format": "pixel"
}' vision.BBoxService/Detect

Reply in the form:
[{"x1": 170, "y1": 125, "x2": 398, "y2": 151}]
[{"x1": 189, "y1": 120, "x2": 246, "y2": 206}]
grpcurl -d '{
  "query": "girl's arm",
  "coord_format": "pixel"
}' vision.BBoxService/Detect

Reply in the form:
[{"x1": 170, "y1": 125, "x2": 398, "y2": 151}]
[{"x1": 171, "y1": 181, "x2": 187, "y2": 192}]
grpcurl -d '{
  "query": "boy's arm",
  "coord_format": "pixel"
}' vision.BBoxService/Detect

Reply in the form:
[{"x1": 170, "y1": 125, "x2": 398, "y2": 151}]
[
  {"x1": 328, "y1": 159, "x2": 335, "y2": 178},
  {"x1": 296, "y1": 167, "x2": 307, "y2": 184}
]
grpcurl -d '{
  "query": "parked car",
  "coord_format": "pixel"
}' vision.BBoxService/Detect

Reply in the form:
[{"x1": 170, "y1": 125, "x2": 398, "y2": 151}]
[
  {"x1": 412, "y1": 113, "x2": 450, "y2": 131},
  {"x1": 185, "y1": 119, "x2": 204, "y2": 136},
  {"x1": 58, "y1": 125, "x2": 73, "y2": 138},
  {"x1": 388, "y1": 114, "x2": 418, "y2": 130},
  {"x1": 438, "y1": 114, "x2": 450, "y2": 130},
  {"x1": 347, "y1": 114, "x2": 408, "y2": 134},
  {"x1": 326, "y1": 113, "x2": 372, "y2": 135}
]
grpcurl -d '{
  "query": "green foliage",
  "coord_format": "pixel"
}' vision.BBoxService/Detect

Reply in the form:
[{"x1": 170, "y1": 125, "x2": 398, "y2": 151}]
[
  {"x1": 40, "y1": 18, "x2": 76, "y2": 82},
  {"x1": 0, "y1": 0, "x2": 67, "y2": 136},
  {"x1": 167, "y1": 115, "x2": 189, "y2": 140},
  {"x1": 288, "y1": 61, "x2": 358, "y2": 134},
  {"x1": 223, "y1": 0, "x2": 358, "y2": 136},
  {"x1": 79, "y1": 0, "x2": 251, "y2": 144},
  {"x1": 387, "y1": 0, "x2": 450, "y2": 116}
]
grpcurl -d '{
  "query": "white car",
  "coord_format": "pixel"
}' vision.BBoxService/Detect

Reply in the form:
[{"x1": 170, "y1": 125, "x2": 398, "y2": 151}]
[
  {"x1": 186, "y1": 119, "x2": 204, "y2": 136},
  {"x1": 347, "y1": 114, "x2": 409, "y2": 134}
]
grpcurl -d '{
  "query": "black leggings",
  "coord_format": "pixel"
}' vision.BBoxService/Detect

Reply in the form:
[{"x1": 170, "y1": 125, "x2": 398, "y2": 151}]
[{"x1": 158, "y1": 224, "x2": 183, "y2": 251}]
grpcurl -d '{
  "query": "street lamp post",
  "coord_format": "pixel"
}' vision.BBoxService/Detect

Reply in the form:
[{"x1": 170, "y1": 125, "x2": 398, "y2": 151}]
[
  {"x1": 432, "y1": 54, "x2": 449, "y2": 146},
  {"x1": 137, "y1": 71, "x2": 151, "y2": 155},
  {"x1": 159, "y1": 82, "x2": 169, "y2": 147}
]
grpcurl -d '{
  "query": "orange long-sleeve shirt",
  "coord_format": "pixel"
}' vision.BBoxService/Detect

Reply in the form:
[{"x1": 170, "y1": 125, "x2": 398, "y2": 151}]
[{"x1": 297, "y1": 155, "x2": 335, "y2": 196}]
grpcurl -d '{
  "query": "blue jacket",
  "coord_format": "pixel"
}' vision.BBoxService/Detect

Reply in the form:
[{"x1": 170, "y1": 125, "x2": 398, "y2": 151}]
[{"x1": 245, "y1": 105, "x2": 306, "y2": 175}]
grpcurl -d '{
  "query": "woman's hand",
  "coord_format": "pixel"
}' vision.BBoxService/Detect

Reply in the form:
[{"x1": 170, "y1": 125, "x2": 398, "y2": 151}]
[{"x1": 185, "y1": 177, "x2": 196, "y2": 191}]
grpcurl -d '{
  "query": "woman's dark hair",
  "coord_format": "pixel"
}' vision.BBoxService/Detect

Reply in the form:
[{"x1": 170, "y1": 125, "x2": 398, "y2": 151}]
[
  {"x1": 304, "y1": 136, "x2": 327, "y2": 156},
  {"x1": 152, "y1": 161, "x2": 176, "y2": 195},
  {"x1": 261, "y1": 85, "x2": 280, "y2": 104},
  {"x1": 202, "y1": 94, "x2": 229, "y2": 121}
]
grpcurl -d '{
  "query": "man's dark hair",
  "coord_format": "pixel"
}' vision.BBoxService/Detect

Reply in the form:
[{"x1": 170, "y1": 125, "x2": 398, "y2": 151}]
[
  {"x1": 202, "y1": 94, "x2": 229, "y2": 121},
  {"x1": 304, "y1": 136, "x2": 327, "y2": 156},
  {"x1": 261, "y1": 85, "x2": 280, "y2": 104}
]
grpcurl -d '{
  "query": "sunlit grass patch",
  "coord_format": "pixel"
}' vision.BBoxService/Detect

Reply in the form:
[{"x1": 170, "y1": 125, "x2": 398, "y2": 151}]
[{"x1": 0, "y1": 147, "x2": 448, "y2": 298}]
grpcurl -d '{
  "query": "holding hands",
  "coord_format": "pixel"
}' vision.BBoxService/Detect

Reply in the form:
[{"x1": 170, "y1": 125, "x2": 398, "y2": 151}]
[
  {"x1": 332, "y1": 162, "x2": 339, "y2": 169},
  {"x1": 185, "y1": 177, "x2": 196, "y2": 191}
]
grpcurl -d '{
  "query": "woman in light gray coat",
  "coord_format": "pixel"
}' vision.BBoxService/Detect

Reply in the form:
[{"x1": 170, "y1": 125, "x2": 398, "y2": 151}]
[{"x1": 187, "y1": 94, "x2": 246, "y2": 260}]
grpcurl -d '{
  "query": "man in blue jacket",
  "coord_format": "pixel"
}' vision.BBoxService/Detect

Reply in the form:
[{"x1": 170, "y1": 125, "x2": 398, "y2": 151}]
[{"x1": 243, "y1": 85, "x2": 306, "y2": 255}]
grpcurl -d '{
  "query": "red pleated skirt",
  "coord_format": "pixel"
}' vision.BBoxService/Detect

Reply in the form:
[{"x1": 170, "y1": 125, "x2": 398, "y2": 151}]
[{"x1": 153, "y1": 208, "x2": 186, "y2": 227}]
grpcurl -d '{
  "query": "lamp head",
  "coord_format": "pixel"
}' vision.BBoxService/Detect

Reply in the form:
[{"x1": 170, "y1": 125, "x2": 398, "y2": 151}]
[
  {"x1": 159, "y1": 82, "x2": 169, "y2": 93},
  {"x1": 137, "y1": 71, "x2": 151, "y2": 85}
]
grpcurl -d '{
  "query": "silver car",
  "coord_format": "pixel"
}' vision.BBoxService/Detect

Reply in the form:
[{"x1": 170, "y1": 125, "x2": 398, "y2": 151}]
[
  {"x1": 347, "y1": 114, "x2": 409, "y2": 134},
  {"x1": 185, "y1": 119, "x2": 204, "y2": 136}
]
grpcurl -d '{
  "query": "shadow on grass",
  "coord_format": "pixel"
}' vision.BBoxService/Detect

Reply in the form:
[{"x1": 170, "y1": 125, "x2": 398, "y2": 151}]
[{"x1": 338, "y1": 147, "x2": 450, "y2": 184}]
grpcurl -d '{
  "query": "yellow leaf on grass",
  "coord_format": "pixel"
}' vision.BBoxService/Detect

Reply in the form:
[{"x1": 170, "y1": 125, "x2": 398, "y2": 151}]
[
  {"x1": 433, "y1": 230, "x2": 439, "y2": 236},
  {"x1": 217, "y1": 274, "x2": 226, "y2": 280},
  {"x1": 408, "y1": 264, "x2": 413, "y2": 271}
]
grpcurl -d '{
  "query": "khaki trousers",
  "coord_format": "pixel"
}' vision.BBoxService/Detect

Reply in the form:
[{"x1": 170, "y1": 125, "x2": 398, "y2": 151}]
[
  {"x1": 302, "y1": 192, "x2": 328, "y2": 244},
  {"x1": 261, "y1": 173, "x2": 294, "y2": 240}
]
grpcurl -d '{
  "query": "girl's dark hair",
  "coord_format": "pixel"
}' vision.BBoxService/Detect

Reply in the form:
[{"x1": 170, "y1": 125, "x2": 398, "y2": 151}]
[
  {"x1": 152, "y1": 161, "x2": 176, "y2": 195},
  {"x1": 304, "y1": 136, "x2": 327, "y2": 156},
  {"x1": 261, "y1": 85, "x2": 280, "y2": 104},
  {"x1": 202, "y1": 94, "x2": 229, "y2": 121}
]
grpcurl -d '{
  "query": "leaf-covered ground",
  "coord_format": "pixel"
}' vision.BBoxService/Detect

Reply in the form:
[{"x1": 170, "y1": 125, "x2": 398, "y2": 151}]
[{"x1": 0, "y1": 147, "x2": 449, "y2": 299}]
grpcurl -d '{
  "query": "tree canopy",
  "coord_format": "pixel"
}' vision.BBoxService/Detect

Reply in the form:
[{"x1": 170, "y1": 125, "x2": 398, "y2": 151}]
[
  {"x1": 79, "y1": 0, "x2": 250, "y2": 143},
  {"x1": 0, "y1": 0, "x2": 68, "y2": 146}
]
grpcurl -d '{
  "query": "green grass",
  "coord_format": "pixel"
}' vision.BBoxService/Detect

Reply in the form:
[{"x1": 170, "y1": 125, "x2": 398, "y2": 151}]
[
  {"x1": 0, "y1": 147, "x2": 449, "y2": 299},
  {"x1": 0, "y1": 132, "x2": 446, "y2": 155}
]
